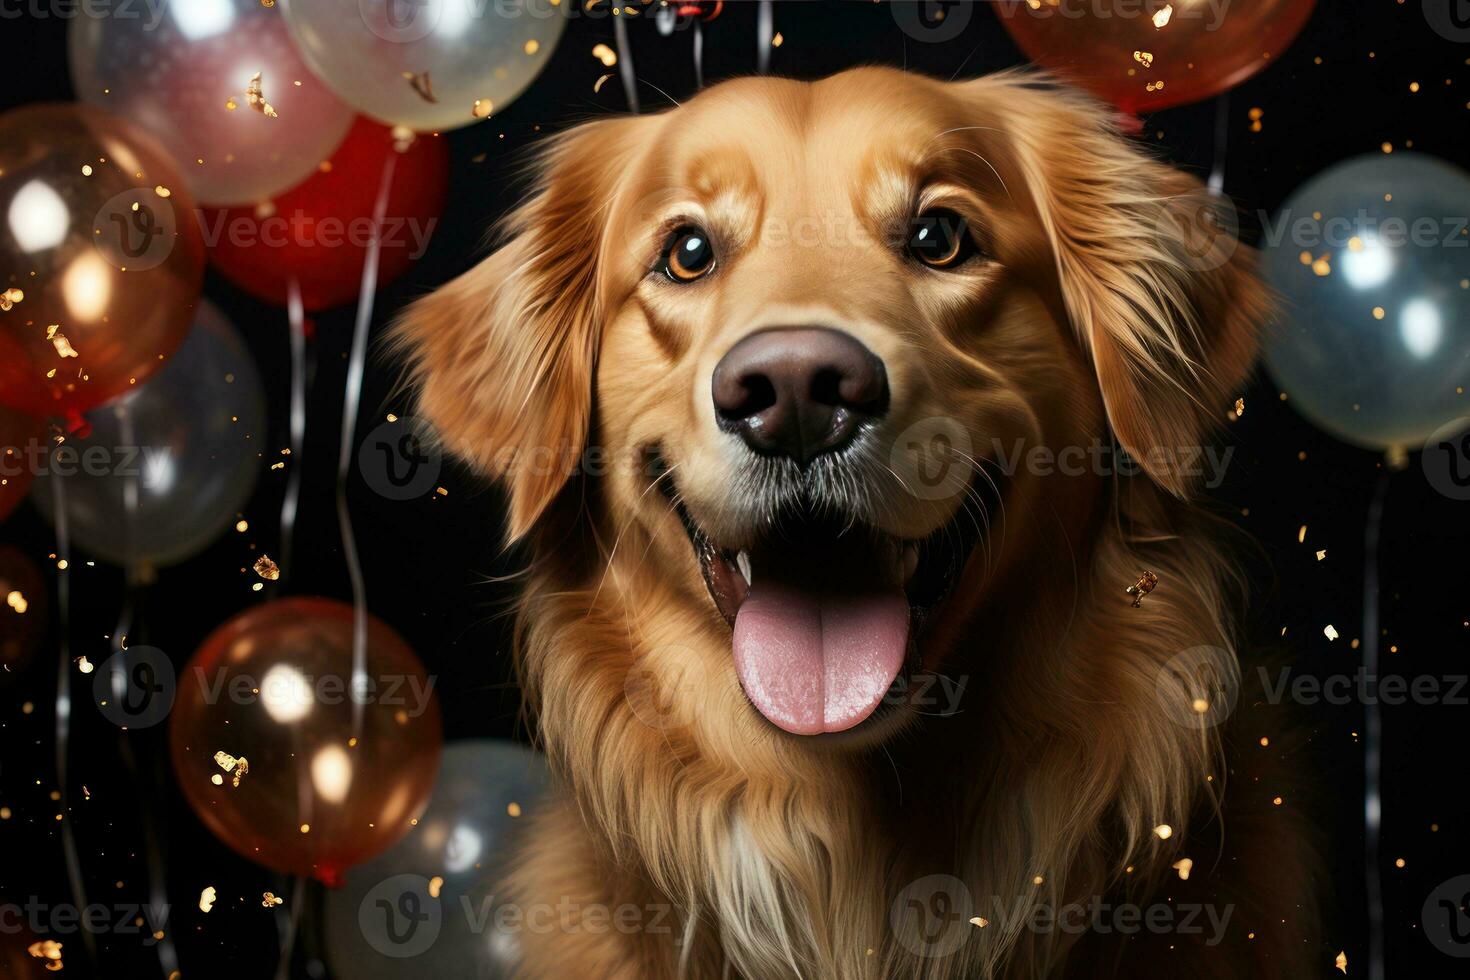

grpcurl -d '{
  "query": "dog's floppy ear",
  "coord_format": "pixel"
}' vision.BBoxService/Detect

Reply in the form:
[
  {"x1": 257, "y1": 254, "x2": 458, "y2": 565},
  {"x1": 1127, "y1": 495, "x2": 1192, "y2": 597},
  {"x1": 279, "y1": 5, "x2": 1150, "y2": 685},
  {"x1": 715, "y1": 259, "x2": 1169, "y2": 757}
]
[
  {"x1": 979, "y1": 75, "x2": 1265, "y2": 496},
  {"x1": 393, "y1": 117, "x2": 642, "y2": 541}
]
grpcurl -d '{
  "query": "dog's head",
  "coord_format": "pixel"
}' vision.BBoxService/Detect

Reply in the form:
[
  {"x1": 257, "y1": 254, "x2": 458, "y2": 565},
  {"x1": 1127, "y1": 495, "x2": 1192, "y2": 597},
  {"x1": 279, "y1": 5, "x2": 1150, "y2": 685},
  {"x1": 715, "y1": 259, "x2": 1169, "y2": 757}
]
[{"x1": 398, "y1": 68, "x2": 1262, "y2": 746}]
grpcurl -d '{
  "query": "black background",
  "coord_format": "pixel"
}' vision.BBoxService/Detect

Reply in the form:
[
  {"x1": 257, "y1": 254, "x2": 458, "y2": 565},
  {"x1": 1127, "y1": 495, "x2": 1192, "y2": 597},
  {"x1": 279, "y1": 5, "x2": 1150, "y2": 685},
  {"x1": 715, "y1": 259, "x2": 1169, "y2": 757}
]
[{"x1": 2, "y1": 1, "x2": 1469, "y2": 977}]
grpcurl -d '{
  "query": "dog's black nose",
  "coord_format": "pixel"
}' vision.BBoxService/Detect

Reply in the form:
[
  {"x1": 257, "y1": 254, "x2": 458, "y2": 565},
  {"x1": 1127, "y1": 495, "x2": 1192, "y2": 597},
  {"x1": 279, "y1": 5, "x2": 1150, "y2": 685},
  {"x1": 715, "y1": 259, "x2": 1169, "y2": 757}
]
[{"x1": 712, "y1": 328, "x2": 889, "y2": 465}]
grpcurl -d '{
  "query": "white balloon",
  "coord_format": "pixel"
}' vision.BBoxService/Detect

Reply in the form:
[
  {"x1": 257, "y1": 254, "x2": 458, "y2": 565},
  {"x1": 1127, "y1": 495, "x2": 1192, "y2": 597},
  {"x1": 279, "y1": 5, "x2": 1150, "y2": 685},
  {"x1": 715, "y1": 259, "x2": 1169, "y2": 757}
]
[
  {"x1": 281, "y1": 0, "x2": 566, "y2": 132},
  {"x1": 68, "y1": 0, "x2": 356, "y2": 206}
]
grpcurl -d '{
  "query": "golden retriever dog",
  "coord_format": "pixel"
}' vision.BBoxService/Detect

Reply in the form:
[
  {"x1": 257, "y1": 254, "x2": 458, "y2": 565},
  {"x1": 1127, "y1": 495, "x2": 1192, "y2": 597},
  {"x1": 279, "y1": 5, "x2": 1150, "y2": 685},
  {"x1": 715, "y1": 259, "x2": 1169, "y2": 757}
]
[{"x1": 396, "y1": 67, "x2": 1319, "y2": 978}]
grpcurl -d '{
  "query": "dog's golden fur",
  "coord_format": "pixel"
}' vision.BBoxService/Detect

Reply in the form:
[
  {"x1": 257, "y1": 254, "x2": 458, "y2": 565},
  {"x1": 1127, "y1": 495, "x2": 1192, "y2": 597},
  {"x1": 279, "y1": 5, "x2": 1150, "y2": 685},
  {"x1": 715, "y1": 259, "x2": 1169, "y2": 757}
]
[{"x1": 396, "y1": 68, "x2": 1319, "y2": 978}]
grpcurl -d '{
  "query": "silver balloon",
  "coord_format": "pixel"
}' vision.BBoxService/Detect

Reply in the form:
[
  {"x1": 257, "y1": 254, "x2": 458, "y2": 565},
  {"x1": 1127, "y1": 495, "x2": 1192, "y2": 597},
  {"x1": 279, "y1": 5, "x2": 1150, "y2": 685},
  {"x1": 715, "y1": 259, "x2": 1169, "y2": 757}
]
[
  {"x1": 68, "y1": 0, "x2": 355, "y2": 206},
  {"x1": 1262, "y1": 153, "x2": 1470, "y2": 451},
  {"x1": 281, "y1": 0, "x2": 566, "y2": 132},
  {"x1": 32, "y1": 301, "x2": 265, "y2": 569},
  {"x1": 324, "y1": 740, "x2": 550, "y2": 979}
]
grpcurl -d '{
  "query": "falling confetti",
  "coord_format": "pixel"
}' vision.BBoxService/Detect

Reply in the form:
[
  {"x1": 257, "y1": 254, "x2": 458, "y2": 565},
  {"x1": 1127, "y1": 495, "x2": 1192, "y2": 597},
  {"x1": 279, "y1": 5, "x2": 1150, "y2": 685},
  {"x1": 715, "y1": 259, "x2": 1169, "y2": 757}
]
[
  {"x1": 1234, "y1": 397, "x2": 1245, "y2": 417},
  {"x1": 428, "y1": 876, "x2": 444, "y2": 898},
  {"x1": 0, "y1": 287, "x2": 23, "y2": 311},
  {"x1": 214, "y1": 751, "x2": 250, "y2": 787},
  {"x1": 507, "y1": 801, "x2": 522, "y2": 817},
  {"x1": 77, "y1": 655, "x2": 94, "y2": 674},
  {"x1": 199, "y1": 886, "x2": 217, "y2": 913},
  {"x1": 262, "y1": 892, "x2": 284, "y2": 908},
  {"x1": 594, "y1": 73, "x2": 614, "y2": 93},
  {"x1": 253, "y1": 555, "x2": 280, "y2": 581},
  {"x1": 1172, "y1": 857, "x2": 1193, "y2": 880},
  {"x1": 1335, "y1": 950, "x2": 1347, "y2": 973},
  {"x1": 1126, "y1": 571, "x2": 1159, "y2": 607},
  {"x1": 472, "y1": 99, "x2": 493, "y2": 119},
  {"x1": 1152, "y1": 4, "x2": 1172, "y2": 28},
  {"x1": 7, "y1": 589, "x2": 27, "y2": 614},
  {"x1": 403, "y1": 71, "x2": 438, "y2": 104},
  {"x1": 27, "y1": 940, "x2": 63, "y2": 971},
  {"x1": 245, "y1": 72, "x2": 278, "y2": 117},
  {"x1": 592, "y1": 43, "x2": 618, "y2": 67},
  {"x1": 1133, "y1": 51, "x2": 1154, "y2": 68},
  {"x1": 1316, "y1": 550, "x2": 1328, "y2": 561},
  {"x1": 969, "y1": 916, "x2": 989, "y2": 927},
  {"x1": 1153, "y1": 824, "x2": 1173, "y2": 840},
  {"x1": 1324, "y1": 624, "x2": 1339, "y2": 641}
]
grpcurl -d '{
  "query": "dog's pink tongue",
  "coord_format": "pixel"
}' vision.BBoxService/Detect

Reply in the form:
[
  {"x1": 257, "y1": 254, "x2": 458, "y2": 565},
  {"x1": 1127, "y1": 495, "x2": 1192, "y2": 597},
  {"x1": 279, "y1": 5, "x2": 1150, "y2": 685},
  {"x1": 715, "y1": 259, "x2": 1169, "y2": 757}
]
[{"x1": 733, "y1": 582, "x2": 908, "y2": 735}]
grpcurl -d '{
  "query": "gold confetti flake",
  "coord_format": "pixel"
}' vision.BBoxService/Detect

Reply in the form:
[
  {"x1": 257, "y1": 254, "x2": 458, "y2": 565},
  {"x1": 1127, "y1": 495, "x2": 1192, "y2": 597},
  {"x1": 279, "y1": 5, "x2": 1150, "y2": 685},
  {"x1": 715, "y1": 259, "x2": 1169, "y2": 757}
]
[
  {"x1": 1335, "y1": 950, "x2": 1347, "y2": 973},
  {"x1": 27, "y1": 940, "x2": 63, "y2": 970},
  {"x1": 262, "y1": 891, "x2": 284, "y2": 907},
  {"x1": 155, "y1": 185, "x2": 171, "y2": 199},
  {"x1": 7, "y1": 589, "x2": 27, "y2": 614},
  {"x1": 1324, "y1": 624, "x2": 1339, "y2": 641},
  {"x1": 1152, "y1": 4, "x2": 1172, "y2": 28},
  {"x1": 594, "y1": 73, "x2": 614, "y2": 93},
  {"x1": 1311, "y1": 254, "x2": 1331, "y2": 276},
  {"x1": 772, "y1": 32, "x2": 783, "y2": 48},
  {"x1": 391, "y1": 126, "x2": 417, "y2": 154},
  {"x1": 210, "y1": 773, "x2": 224, "y2": 786},
  {"x1": 1153, "y1": 823, "x2": 1173, "y2": 840},
  {"x1": 1234, "y1": 397, "x2": 1245, "y2": 417},
  {"x1": 472, "y1": 99, "x2": 493, "y2": 119},
  {"x1": 1297, "y1": 524, "x2": 1307, "y2": 543},
  {"x1": 507, "y1": 801, "x2": 522, "y2": 817},
  {"x1": 428, "y1": 876, "x2": 444, "y2": 898},
  {"x1": 236, "y1": 520, "x2": 249, "y2": 533},
  {"x1": 1133, "y1": 51, "x2": 1154, "y2": 68},
  {"x1": 47, "y1": 325, "x2": 80, "y2": 359},
  {"x1": 245, "y1": 72, "x2": 279, "y2": 118},
  {"x1": 524, "y1": 39, "x2": 540, "y2": 55},
  {"x1": 260, "y1": 0, "x2": 275, "y2": 6},
  {"x1": 0, "y1": 287, "x2": 23, "y2": 310},
  {"x1": 1126, "y1": 570, "x2": 1159, "y2": 607},
  {"x1": 299, "y1": 823, "x2": 310, "y2": 834},
  {"x1": 81, "y1": 164, "x2": 94, "y2": 176},
  {"x1": 1316, "y1": 550, "x2": 1327, "y2": 561},
  {"x1": 225, "y1": 97, "x2": 239, "y2": 111},
  {"x1": 1172, "y1": 857, "x2": 1193, "y2": 880},
  {"x1": 253, "y1": 555, "x2": 280, "y2": 581},
  {"x1": 77, "y1": 655, "x2": 94, "y2": 674},
  {"x1": 592, "y1": 43, "x2": 618, "y2": 67},
  {"x1": 199, "y1": 886, "x2": 217, "y2": 913},
  {"x1": 969, "y1": 916, "x2": 989, "y2": 927},
  {"x1": 403, "y1": 71, "x2": 438, "y2": 104},
  {"x1": 214, "y1": 751, "x2": 249, "y2": 787}
]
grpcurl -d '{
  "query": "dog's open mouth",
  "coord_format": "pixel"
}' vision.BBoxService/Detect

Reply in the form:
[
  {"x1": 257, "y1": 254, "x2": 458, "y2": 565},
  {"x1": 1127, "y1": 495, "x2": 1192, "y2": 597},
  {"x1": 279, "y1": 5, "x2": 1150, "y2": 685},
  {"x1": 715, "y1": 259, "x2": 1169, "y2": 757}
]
[{"x1": 660, "y1": 466, "x2": 993, "y2": 736}]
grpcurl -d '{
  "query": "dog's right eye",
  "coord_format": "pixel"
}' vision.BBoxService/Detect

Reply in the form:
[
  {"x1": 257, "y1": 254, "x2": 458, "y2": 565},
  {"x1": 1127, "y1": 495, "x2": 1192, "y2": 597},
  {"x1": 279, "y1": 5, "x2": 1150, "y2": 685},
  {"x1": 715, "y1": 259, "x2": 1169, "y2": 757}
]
[{"x1": 660, "y1": 227, "x2": 716, "y2": 283}]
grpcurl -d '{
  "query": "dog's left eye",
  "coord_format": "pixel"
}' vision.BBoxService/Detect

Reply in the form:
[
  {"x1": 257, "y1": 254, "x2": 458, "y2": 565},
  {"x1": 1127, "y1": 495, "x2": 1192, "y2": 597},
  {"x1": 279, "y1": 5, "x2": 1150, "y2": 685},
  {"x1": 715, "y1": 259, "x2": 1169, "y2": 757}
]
[
  {"x1": 908, "y1": 209, "x2": 979, "y2": 269},
  {"x1": 660, "y1": 226, "x2": 716, "y2": 283}
]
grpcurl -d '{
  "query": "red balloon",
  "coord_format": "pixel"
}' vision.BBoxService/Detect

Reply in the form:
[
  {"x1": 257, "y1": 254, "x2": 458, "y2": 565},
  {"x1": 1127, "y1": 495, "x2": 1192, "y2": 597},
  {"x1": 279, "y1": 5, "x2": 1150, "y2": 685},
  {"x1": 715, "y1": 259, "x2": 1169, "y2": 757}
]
[
  {"x1": 201, "y1": 118, "x2": 448, "y2": 311},
  {"x1": 170, "y1": 597, "x2": 442, "y2": 885},
  {"x1": 0, "y1": 405, "x2": 42, "y2": 523},
  {"x1": 996, "y1": 0, "x2": 1316, "y2": 114}
]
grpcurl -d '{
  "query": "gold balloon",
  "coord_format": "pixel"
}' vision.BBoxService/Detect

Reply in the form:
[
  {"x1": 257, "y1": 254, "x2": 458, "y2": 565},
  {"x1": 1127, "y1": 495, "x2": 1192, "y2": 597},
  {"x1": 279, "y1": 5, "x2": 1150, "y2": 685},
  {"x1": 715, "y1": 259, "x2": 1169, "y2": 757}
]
[
  {"x1": 170, "y1": 598, "x2": 443, "y2": 885},
  {"x1": 0, "y1": 104, "x2": 203, "y2": 422}
]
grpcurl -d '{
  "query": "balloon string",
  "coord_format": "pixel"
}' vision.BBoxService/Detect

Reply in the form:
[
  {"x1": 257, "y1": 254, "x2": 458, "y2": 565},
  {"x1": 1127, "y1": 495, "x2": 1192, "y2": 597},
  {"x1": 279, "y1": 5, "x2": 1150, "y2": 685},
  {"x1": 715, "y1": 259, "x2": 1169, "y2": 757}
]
[
  {"x1": 339, "y1": 150, "x2": 397, "y2": 740},
  {"x1": 693, "y1": 19, "x2": 704, "y2": 90},
  {"x1": 757, "y1": 0, "x2": 773, "y2": 74},
  {"x1": 271, "y1": 875, "x2": 307, "y2": 980},
  {"x1": 279, "y1": 278, "x2": 308, "y2": 591},
  {"x1": 49, "y1": 454, "x2": 95, "y2": 965},
  {"x1": 1362, "y1": 470, "x2": 1390, "y2": 980},
  {"x1": 1207, "y1": 91, "x2": 1230, "y2": 196},
  {"x1": 102, "y1": 406, "x2": 179, "y2": 979},
  {"x1": 614, "y1": 11, "x2": 640, "y2": 113}
]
